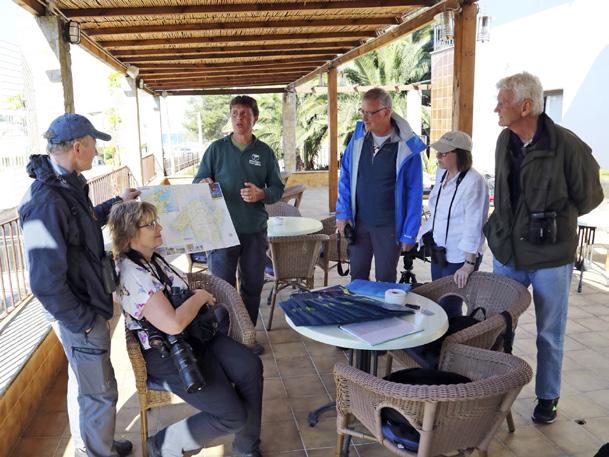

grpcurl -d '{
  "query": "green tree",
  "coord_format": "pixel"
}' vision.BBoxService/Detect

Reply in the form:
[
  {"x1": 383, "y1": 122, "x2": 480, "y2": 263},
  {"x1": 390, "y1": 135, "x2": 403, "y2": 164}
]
[
  {"x1": 183, "y1": 95, "x2": 232, "y2": 141},
  {"x1": 253, "y1": 93, "x2": 283, "y2": 159}
]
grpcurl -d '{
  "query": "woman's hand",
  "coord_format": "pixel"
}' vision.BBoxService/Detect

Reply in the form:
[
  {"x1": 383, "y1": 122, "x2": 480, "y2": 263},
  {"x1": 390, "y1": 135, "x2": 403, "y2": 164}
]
[
  {"x1": 192, "y1": 289, "x2": 216, "y2": 307},
  {"x1": 454, "y1": 263, "x2": 475, "y2": 288}
]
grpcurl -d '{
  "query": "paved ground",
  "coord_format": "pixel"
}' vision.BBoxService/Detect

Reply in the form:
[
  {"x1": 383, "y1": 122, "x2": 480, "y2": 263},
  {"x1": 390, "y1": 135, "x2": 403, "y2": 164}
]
[{"x1": 9, "y1": 186, "x2": 609, "y2": 457}]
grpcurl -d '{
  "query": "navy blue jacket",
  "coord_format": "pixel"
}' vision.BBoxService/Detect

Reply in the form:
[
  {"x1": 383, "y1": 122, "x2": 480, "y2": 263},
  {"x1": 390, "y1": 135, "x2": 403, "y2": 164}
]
[{"x1": 18, "y1": 155, "x2": 121, "y2": 333}]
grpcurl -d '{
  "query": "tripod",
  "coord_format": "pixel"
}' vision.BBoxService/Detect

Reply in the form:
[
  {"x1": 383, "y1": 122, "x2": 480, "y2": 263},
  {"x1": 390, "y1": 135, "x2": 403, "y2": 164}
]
[{"x1": 398, "y1": 250, "x2": 428, "y2": 286}]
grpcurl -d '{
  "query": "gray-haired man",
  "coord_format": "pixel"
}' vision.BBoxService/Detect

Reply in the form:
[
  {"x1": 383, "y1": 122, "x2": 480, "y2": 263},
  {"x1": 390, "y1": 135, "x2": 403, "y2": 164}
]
[{"x1": 19, "y1": 113, "x2": 139, "y2": 456}]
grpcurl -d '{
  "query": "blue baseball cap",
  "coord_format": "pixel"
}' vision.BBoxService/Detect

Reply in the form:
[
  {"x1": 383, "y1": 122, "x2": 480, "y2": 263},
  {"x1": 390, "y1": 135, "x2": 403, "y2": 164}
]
[{"x1": 46, "y1": 113, "x2": 111, "y2": 144}]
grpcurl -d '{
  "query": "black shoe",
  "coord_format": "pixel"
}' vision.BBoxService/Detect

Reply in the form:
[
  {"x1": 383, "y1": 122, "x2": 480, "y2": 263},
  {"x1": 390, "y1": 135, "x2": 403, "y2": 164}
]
[
  {"x1": 532, "y1": 398, "x2": 559, "y2": 424},
  {"x1": 252, "y1": 343, "x2": 265, "y2": 355},
  {"x1": 146, "y1": 436, "x2": 162, "y2": 457},
  {"x1": 115, "y1": 439, "x2": 133, "y2": 457}
]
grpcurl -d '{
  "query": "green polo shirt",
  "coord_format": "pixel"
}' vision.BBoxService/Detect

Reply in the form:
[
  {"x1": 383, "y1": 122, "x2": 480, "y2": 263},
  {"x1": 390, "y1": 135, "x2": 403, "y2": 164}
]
[{"x1": 193, "y1": 133, "x2": 284, "y2": 235}]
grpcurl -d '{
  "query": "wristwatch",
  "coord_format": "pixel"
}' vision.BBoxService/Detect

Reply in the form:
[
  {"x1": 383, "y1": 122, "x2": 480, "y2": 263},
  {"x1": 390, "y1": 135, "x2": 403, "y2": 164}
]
[{"x1": 464, "y1": 259, "x2": 476, "y2": 266}]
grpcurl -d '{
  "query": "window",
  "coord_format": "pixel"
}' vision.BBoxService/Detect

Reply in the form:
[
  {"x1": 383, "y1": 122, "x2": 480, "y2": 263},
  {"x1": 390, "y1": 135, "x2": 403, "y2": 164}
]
[{"x1": 544, "y1": 90, "x2": 563, "y2": 122}]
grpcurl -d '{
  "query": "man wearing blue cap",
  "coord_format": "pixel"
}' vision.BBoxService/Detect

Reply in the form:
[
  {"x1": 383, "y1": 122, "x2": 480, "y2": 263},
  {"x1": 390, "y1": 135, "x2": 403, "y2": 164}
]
[{"x1": 19, "y1": 113, "x2": 140, "y2": 457}]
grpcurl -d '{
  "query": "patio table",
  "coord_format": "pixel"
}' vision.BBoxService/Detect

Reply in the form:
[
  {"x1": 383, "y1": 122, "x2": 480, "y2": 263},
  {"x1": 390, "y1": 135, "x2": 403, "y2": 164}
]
[{"x1": 285, "y1": 290, "x2": 448, "y2": 426}]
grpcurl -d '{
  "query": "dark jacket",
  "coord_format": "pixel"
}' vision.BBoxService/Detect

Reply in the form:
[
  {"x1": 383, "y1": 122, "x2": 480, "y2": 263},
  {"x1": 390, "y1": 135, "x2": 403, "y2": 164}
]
[
  {"x1": 484, "y1": 114, "x2": 603, "y2": 270},
  {"x1": 18, "y1": 155, "x2": 121, "y2": 333},
  {"x1": 193, "y1": 134, "x2": 284, "y2": 234}
]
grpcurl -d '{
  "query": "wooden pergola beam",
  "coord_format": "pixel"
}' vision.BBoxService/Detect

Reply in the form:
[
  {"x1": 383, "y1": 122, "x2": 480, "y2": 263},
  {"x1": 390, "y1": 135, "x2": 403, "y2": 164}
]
[
  {"x1": 163, "y1": 87, "x2": 287, "y2": 96},
  {"x1": 328, "y1": 67, "x2": 338, "y2": 213},
  {"x1": 136, "y1": 58, "x2": 328, "y2": 71},
  {"x1": 452, "y1": 1, "x2": 477, "y2": 135},
  {"x1": 146, "y1": 71, "x2": 307, "y2": 84},
  {"x1": 98, "y1": 32, "x2": 370, "y2": 48},
  {"x1": 126, "y1": 49, "x2": 340, "y2": 63},
  {"x1": 114, "y1": 42, "x2": 356, "y2": 58},
  {"x1": 63, "y1": 1, "x2": 435, "y2": 18},
  {"x1": 296, "y1": 83, "x2": 431, "y2": 94},
  {"x1": 153, "y1": 78, "x2": 294, "y2": 89},
  {"x1": 140, "y1": 64, "x2": 319, "y2": 77},
  {"x1": 12, "y1": 0, "x2": 45, "y2": 15},
  {"x1": 291, "y1": 0, "x2": 459, "y2": 88},
  {"x1": 86, "y1": 18, "x2": 397, "y2": 37}
]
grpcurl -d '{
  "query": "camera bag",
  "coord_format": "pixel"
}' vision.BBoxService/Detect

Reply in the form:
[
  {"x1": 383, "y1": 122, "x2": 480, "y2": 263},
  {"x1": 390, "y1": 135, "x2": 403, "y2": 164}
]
[{"x1": 381, "y1": 368, "x2": 472, "y2": 451}]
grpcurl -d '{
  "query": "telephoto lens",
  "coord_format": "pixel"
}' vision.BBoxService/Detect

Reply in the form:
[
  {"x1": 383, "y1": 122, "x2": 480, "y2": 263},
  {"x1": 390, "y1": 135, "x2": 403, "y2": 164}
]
[{"x1": 166, "y1": 335, "x2": 205, "y2": 393}]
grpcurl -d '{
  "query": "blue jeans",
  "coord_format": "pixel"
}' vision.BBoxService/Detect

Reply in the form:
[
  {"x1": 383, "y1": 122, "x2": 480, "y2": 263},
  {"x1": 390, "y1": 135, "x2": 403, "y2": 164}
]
[{"x1": 493, "y1": 258, "x2": 573, "y2": 400}]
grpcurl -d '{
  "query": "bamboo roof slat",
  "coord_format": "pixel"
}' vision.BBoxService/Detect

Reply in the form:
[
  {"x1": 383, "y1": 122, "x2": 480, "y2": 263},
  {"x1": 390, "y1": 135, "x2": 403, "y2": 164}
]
[{"x1": 14, "y1": 0, "x2": 450, "y2": 92}]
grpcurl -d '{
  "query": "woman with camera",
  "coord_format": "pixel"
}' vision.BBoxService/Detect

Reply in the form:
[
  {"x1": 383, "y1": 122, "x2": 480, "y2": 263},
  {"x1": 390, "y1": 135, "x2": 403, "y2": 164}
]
[
  {"x1": 419, "y1": 131, "x2": 489, "y2": 318},
  {"x1": 108, "y1": 201, "x2": 263, "y2": 457}
]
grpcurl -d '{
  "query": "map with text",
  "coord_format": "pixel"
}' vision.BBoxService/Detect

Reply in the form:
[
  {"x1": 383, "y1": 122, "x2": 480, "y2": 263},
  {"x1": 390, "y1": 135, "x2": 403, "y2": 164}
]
[{"x1": 139, "y1": 183, "x2": 239, "y2": 255}]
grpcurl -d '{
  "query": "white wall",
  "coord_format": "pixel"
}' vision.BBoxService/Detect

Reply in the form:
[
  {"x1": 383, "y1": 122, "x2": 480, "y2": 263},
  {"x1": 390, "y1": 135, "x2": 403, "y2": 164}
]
[{"x1": 472, "y1": 0, "x2": 609, "y2": 172}]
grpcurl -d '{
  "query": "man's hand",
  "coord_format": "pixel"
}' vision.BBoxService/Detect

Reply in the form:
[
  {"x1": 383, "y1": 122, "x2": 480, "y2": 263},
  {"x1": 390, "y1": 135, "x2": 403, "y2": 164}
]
[
  {"x1": 120, "y1": 188, "x2": 141, "y2": 201},
  {"x1": 454, "y1": 263, "x2": 475, "y2": 288},
  {"x1": 240, "y1": 182, "x2": 265, "y2": 203},
  {"x1": 336, "y1": 219, "x2": 351, "y2": 236},
  {"x1": 401, "y1": 242, "x2": 416, "y2": 252},
  {"x1": 199, "y1": 178, "x2": 214, "y2": 184}
]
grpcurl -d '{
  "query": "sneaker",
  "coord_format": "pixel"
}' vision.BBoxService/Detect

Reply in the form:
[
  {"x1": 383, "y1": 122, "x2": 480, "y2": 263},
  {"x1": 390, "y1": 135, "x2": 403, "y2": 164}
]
[
  {"x1": 114, "y1": 439, "x2": 133, "y2": 456},
  {"x1": 532, "y1": 398, "x2": 559, "y2": 424}
]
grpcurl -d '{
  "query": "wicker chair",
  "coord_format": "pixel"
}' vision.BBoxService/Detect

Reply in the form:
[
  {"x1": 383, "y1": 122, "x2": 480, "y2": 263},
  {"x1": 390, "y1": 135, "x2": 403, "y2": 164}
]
[
  {"x1": 280, "y1": 184, "x2": 306, "y2": 208},
  {"x1": 335, "y1": 344, "x2": 533, "y2": 457},
  {"x1": 315, "y1": 215, "x2": 349, "y2": 286},
  {"x1": 124, "y1": 272, "x2": 256, "y2": 457},
  {"x1": 265, "y1": 233, "x2": 328, "y2": 330},
  {"x1": 265, "y1": 201, "x2": 302, "y2": 217},
  {"x1": 386, "y1": 272, "x2": 531, "y2": 433}
]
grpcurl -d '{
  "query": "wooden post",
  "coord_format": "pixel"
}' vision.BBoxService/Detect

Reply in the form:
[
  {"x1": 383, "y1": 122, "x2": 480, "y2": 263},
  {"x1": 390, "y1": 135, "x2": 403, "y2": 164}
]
[
  {"x1": 36, "y1": 15, "x2": 75, "y2": 113},
  {"x1": 134, "y1": 79, "x2": 144, "y2": 184},
  {"x1": 282, "y1": 90, "x2": 297, "y2": 172},
  {"x1": 328, "y1": 66, "x2": 338, "y2": 213},
  {"x1": 452, "y1": 1, "x2": 477, "y2": 135}
]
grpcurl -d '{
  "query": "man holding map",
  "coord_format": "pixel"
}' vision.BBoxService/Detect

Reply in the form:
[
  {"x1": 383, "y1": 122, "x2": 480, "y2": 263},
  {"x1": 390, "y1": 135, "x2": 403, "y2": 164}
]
[{"x1": 194, "y1": 95, "x2": 284, "y2": 354}]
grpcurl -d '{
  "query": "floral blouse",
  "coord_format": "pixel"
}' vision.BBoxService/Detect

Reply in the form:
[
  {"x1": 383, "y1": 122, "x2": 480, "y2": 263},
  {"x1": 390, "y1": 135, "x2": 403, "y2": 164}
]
[{"x1": 116, "y1": 256, "x2": 188, "y2": 348}]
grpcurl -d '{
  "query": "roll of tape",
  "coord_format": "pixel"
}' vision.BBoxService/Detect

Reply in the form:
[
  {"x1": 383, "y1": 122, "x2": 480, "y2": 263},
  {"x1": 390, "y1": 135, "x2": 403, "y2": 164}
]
[{"x1": 384, "y1": 288, "x2": 407, "y2": 306}]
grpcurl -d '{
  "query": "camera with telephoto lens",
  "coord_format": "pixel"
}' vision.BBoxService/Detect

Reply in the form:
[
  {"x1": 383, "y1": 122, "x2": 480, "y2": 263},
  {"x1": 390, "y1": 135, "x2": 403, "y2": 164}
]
[
  {"x1": 526, "y1": 211, "x2": 557, "y2": 245},
  {"x1": 140, "y1": 287, "x2": 218, "y2": 393}
]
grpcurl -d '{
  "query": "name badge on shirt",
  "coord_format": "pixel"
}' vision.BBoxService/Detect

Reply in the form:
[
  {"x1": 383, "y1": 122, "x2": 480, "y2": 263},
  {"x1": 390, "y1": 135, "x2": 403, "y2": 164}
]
[{"x1": 249, "y1": 153, "x2": 262, "y2": 167}]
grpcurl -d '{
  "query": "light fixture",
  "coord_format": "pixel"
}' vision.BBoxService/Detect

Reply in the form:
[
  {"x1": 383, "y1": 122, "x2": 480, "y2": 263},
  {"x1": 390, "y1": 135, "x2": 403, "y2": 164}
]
[
  {"x1": 126, "y1": 64, "x2": 140, "y2": 79},
  {"x1": 477, "y1": 15, "x2": 491, "y2": 42},
  {"x1": 63, "y1": 20, "x2": 80, "y2": 44},
  {"x1": 161, "y1": 90, "x2": 168, "y2": 98},
  {"x1": 138, "y1": 78, "x2": 144, "y2": 89},
  {"x1": 440, "y1": 10, "x2": 455, "y2": 41}
]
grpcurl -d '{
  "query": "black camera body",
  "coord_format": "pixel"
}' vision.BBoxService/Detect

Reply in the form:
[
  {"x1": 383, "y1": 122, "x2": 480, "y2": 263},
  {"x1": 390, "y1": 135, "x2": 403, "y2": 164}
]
[
  {"x1": 100, "y1": 253, "x2": 118, "y2": 294},
  {"x1": 343, "y1": 222, "x2": 356, "y2": 245},
  {"x1": 526, "y1": 211, "x2": 557, "y2": 245},
  {"x1": 420, "y1": 231, "x2": 447, "y2": 267}
]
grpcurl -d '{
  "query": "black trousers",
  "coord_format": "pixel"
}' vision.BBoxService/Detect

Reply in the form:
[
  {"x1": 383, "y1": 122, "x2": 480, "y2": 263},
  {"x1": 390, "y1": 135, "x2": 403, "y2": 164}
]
[{"x1": 144, "y1": 334, "x2": 263, "y2": 457}]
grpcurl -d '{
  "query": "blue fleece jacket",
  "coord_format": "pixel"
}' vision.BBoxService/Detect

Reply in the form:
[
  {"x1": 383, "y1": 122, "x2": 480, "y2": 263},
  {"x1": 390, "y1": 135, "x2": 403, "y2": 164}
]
[{"x1": 335, "y1": 113, "x2": 425, "y2": 244}]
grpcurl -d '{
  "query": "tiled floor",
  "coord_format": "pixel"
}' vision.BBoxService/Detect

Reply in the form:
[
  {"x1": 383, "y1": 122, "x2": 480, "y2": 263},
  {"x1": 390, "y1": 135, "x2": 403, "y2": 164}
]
[{"x1": 9, "y1": 187, "x2": 609, "y2": 457}]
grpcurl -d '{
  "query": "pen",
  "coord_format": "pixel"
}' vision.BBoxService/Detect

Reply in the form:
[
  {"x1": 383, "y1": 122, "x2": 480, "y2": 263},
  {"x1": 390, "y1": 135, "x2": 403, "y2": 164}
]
[{"x1": 404, "y1": 304, "x2": 420, "y2": 310}]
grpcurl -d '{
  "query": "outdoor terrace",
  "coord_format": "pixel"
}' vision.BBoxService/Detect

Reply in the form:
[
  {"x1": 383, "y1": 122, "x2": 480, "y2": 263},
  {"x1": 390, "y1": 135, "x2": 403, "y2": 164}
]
[{"x1": 6, "y1": 186, "x2": 609, "y2": 457}]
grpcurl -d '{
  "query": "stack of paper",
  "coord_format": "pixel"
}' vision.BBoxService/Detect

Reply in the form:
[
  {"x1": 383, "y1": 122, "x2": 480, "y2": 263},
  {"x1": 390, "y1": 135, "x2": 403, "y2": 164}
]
[{"x1": 339, "y1": 317, "x2": 423, "y2": 346}]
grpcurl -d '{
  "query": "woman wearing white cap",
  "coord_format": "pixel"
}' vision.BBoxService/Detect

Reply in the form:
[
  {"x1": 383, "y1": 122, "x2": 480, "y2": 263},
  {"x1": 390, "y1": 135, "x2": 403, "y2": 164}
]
[{"x1": 419, "y1": 131, "x2": 489, "y2": 317}]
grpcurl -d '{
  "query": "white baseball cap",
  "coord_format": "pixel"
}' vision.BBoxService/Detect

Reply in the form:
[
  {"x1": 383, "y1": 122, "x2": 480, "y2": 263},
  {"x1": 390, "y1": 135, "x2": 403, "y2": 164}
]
[{"x1": 430, "y1": 131, "x2": 473, "y2": 153}]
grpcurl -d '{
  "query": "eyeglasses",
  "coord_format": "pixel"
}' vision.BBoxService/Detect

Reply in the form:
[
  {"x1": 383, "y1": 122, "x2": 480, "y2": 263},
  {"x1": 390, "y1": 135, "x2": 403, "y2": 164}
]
[
  {"x1": 359, "y1": 107, "x2": 388, "y2": 117},
  {"x1": 138, "y1": 218, "x2": 160, "y2": 230},
  {"x1": 435, "y1": 151, "x2": 455, "y2": 158}
]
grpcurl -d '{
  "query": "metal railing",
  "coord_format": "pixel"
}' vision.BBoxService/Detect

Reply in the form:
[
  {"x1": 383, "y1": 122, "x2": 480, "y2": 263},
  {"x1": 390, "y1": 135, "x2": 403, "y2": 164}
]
[
  {"x1": 0, "y1": 166, "x2": 136, "y2": 322},
  {"x1": 163, "y1": 151, "x2": 202, "y2": 175},
  {"x1": 0, "y1": 217, "x2": 29, "y2": 319},
  {"x1": 88, "y1": 166, "x2": 137, "y2": 206}
]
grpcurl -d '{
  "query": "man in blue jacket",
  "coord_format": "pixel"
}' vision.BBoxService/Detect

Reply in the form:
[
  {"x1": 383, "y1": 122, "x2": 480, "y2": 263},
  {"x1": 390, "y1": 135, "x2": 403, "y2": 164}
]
[
  {"x1": 336, "y1": 88, "x2": 425, "y2": 282},
  {"x1": 19, "y1": 113, "x2": 139, "y2": 457}
]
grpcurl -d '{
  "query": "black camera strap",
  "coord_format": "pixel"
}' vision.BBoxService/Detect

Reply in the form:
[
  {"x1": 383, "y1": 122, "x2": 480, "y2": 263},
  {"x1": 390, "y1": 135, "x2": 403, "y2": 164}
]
[
  {"x1": 125, "y1": 250, "x2": 188, "y2": 295},
  {"x1": 336, "y1": 232, "x2": 349, "y2": 276},
  {"x1": 430, "y1": 169, "x2": 469, "y2": 245}
]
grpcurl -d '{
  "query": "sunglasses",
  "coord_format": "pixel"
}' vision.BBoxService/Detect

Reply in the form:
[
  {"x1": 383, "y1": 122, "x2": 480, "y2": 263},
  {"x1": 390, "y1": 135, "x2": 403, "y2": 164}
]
[{"x1": 436, "y1": 151, "x2": 455, "y2": 158}]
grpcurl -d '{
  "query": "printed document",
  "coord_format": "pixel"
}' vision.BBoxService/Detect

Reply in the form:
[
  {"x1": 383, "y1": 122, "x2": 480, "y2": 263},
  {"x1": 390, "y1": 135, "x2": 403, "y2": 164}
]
[{"x1": 339, "y1": 317, "x2": 423, "y2": 346}]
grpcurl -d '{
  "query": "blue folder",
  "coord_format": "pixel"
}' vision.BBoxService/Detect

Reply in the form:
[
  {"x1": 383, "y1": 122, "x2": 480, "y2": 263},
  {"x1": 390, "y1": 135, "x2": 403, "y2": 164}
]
[
  {"x1": 345, "y1": 279, "x2": 412, "y2": 301},
  {"x1": 279, "y1": 286, "x2": 413, "y2": 326}
]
